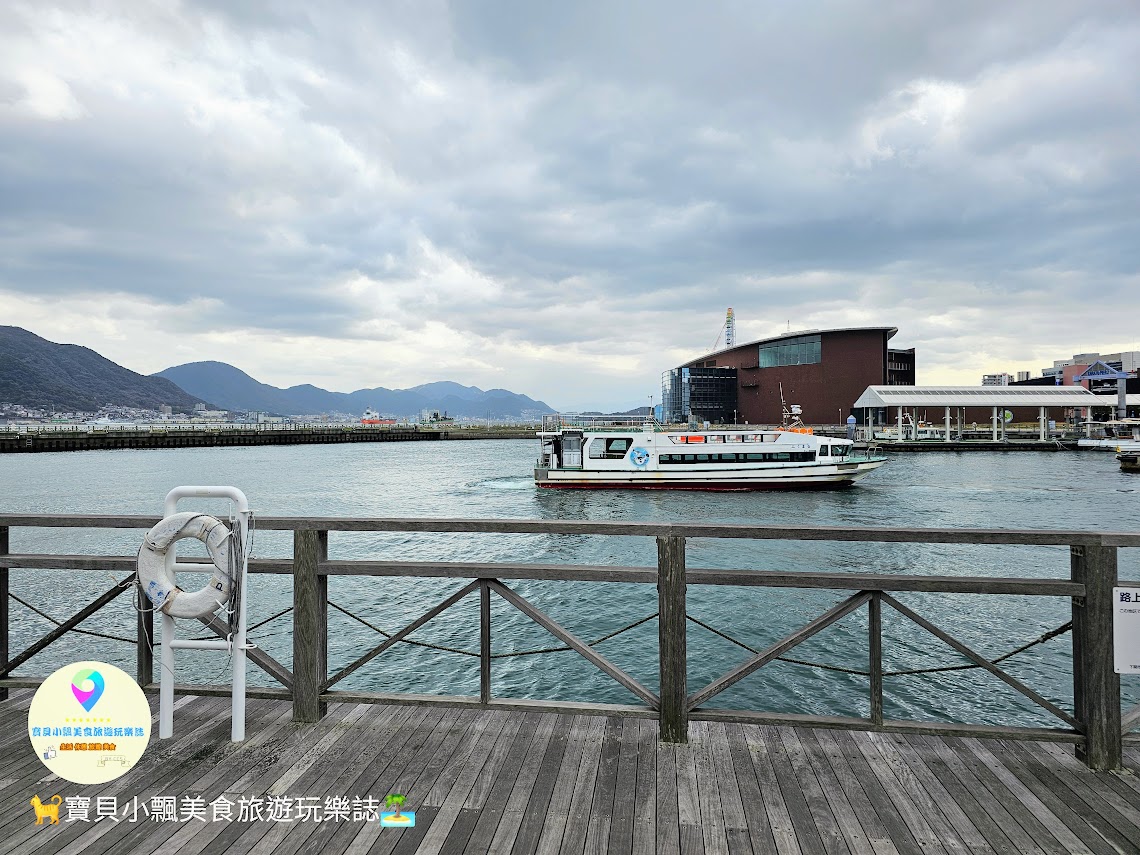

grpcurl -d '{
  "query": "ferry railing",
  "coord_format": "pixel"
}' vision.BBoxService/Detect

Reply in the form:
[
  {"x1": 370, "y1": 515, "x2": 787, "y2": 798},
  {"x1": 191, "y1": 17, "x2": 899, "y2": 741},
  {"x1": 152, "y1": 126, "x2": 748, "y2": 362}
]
[{"x1": 0, "y1": 514, "x2": 1137, "y2": 770}]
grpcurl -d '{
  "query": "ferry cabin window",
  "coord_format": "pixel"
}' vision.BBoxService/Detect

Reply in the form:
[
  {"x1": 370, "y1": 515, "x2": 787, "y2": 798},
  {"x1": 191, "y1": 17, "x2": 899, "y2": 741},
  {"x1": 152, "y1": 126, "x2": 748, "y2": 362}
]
[
  {"x1": 589, "y1": 437, "x2": 634, "y2": 459},
  {"x1": 834, "y1": 445, "x2": 849, "y2": 456},
  {"x1": 819, "y1": 445, "x2": 829, "y2": 456},
  {"x1": 659, "y1": 452, "x2": 815, "y2": 464}
]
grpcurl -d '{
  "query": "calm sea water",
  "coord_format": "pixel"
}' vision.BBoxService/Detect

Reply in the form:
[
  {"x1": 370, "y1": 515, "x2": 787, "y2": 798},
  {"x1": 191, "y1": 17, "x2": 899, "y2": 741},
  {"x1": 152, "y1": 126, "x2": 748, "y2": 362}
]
[{"x1": 2, "y1": 440, "x2": 1138, "y2": 727}]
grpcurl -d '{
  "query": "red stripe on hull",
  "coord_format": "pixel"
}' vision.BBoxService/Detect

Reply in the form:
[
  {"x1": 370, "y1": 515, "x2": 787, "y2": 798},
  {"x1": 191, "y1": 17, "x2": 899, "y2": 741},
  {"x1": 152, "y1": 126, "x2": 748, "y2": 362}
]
[{"x1": 536, "y1": 480, "x2": 856, "y2": 491}]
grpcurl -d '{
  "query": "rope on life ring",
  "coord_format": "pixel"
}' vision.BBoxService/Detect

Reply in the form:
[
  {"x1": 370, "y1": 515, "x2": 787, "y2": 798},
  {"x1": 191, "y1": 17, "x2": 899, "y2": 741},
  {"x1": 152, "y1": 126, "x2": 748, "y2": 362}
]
[{"x1": 136, "y1": 512, "x2": 234, "y2": 619}]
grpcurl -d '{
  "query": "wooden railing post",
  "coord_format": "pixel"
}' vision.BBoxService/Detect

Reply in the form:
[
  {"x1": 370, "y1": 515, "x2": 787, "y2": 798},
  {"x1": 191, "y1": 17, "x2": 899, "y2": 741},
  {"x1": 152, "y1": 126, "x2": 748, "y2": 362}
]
[
  {"x1": 869, "y1": 592, "x2": 883, "y2": 727},
  {"x1": 480, "y1": 580, "x2": 491, "y2": 704},
  {"x1": 293, "y1": 529, "x2": 328, "y2": 723},
  {"x1": 0, "y1": 526, "x2": 8, "y2": 702},
  {"x1": 136, "y1": 583, "x2": 153, "y2": 688},
  {"x1": 1071, "y1": 543, "x2": 1121, "y2": 770},
  {"x1": 658, "y1": 534, "x2": 687, "y2": 743}
]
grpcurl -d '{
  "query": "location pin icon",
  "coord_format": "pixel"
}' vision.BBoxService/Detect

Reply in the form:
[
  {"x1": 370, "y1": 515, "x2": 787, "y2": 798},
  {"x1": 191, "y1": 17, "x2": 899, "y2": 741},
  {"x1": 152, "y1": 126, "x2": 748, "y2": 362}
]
[{"x1": 71, "y1": 669, "x2": 105, "y2": 713}]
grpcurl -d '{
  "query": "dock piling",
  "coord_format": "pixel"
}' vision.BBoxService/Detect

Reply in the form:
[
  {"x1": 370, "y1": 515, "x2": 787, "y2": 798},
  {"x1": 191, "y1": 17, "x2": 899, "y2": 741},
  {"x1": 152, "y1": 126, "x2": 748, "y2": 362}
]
[
  {"x1": 0, "y1": 526, "x2": 6, "y2": 703},
  {"x1": 658, "y1": 534, "x2": 688, "y2": 743},
  {"x1": 1071, "y1": 543, "x2": 1122, "y2": 770},
  {"x1": 293, "y1": 529, "x2": 328, "y2": 722}
]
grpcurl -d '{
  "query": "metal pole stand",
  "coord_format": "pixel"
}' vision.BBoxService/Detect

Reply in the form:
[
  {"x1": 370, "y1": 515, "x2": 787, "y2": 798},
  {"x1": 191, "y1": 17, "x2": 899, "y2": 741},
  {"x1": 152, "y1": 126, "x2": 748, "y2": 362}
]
[{"x1": 158, "y1": 486, "x2": 250, "y2": 742}]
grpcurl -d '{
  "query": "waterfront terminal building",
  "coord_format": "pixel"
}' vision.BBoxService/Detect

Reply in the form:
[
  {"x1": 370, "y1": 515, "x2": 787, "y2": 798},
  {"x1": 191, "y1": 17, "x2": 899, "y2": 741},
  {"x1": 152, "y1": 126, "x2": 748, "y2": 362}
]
[{"x1": 662, "y1": 327, "x2": 915, "y2": 425}]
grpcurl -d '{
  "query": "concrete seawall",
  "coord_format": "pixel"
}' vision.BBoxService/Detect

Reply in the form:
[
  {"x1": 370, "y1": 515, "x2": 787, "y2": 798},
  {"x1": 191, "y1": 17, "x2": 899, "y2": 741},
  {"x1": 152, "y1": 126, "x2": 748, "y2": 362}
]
[{"x1": 0, "y1": 426, "x2": 458, "y2": 452}]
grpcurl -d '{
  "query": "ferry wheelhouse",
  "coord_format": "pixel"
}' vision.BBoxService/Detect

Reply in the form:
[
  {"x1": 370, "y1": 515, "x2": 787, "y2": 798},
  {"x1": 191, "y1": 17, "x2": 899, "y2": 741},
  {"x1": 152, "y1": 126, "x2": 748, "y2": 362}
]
[{"x1": 535, "y1": 414, "x2": 886, "y2": 490}]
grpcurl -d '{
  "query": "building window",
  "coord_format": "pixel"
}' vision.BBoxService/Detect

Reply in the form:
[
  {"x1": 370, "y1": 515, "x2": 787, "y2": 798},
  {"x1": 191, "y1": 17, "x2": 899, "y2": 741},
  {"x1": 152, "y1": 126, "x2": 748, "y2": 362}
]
[
  {"x1": 660, "y1": 366, "x2": 738, "y2": 423},
  {"x1": 758, "y1": 334, "x2": 822, "y2": 368}
]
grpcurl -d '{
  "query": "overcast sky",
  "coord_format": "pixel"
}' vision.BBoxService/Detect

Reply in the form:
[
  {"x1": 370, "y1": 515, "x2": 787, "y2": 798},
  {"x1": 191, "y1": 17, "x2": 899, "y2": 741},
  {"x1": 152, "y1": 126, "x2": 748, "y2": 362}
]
[{"x1": 2, "y1": 1, "x2": 1138, "y2": 410}]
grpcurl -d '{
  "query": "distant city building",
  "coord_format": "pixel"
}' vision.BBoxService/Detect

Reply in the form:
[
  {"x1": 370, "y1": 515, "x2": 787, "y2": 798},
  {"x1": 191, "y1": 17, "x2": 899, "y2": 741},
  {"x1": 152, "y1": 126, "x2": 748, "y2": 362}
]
[
  {"x1": 981, "y1": 373, "x2": 1012, "y2": 386},
  {"x1": 159, "y1": 405, "x2": 172, "y2": 415},
  {"x1": 1016, "y1": 371, "x2": 1031, "y2": 382},
  {"x1": 193, "y1": 402, "x2": 206, "y2": 412},
  {"x1": 662, "y1": 326, "x2": 914, "y2": 424},
  {"x1": 1042, "y1": 350, "x2": 1140, "y2": 378}
]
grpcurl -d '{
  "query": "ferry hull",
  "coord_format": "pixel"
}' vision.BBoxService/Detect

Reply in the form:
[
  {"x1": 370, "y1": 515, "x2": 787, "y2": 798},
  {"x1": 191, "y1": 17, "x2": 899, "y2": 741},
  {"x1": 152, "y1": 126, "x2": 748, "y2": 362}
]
[
  {"x1": 536, "y1": 479, "x2": 858, "y2": 491},
  {"x1": 534, "y1": 461, "x2": 884, "y2": 491}
]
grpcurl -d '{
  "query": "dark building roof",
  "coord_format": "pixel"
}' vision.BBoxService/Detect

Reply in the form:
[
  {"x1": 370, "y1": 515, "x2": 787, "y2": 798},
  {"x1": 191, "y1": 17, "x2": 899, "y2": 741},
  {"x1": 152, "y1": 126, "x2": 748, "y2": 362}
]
[{"x1": 683, "y1": 326, "x2": 899, "y2": 366}]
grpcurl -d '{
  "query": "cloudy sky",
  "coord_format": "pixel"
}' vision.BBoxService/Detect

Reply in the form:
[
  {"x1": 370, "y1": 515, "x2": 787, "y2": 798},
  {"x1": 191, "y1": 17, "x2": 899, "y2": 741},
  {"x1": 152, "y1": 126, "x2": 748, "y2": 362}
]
[{"x1": 2, "y1": 1, "x2": 1137, "y2": 410}]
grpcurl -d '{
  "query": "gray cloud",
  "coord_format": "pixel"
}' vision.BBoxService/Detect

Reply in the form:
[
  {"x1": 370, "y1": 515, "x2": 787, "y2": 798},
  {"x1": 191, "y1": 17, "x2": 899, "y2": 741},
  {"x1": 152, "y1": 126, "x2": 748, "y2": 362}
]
[{"x1": 0, "y1": 0, "x2": 1137, "y2": 410}]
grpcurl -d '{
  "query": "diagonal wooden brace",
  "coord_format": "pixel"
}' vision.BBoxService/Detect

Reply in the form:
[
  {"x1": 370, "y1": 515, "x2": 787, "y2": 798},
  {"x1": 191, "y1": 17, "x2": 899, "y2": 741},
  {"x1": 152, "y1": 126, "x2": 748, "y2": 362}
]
[
  {"x1": 688, "y1": 591, "x2": 872, "y2": 710},
  {"x1": 322, "y1": 579, "x2": 480, "y2": 690},
  {"x1": 1122, "y1": 702, "x2": 1140, "y2": 736},
  {"x1": 488, "y1": 579, "x2": 659, "y2": 708},
  {"x1": 197, "y1": 612, "x2": 294, "y2": 689},
  {"x1": 2, "y1": 575, "x2": 134, "y2": 676},
  {"x1": 880, "y1": 592, "x2": 1077, "y2": 729}
]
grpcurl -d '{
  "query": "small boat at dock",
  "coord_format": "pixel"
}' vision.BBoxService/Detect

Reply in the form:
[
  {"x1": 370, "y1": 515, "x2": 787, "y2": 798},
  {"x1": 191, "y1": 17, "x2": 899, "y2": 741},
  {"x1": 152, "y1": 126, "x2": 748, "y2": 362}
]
[
  {"x1": 535, "y1": 414, "x2": 887, "y2": 490},
  {"x1": 873, "y1": 413, "x2": 944, "y2": 441},
  {"x1": 1078, "y1": 419, "x2": 1140, "y2": 451},
  {"x1": 1119, "y1": 450, "x2": 1140, "y2": 473}
]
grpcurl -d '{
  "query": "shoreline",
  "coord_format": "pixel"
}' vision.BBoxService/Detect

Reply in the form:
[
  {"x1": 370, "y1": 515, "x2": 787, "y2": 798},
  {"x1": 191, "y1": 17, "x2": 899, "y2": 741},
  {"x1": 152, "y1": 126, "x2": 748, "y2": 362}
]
[{"x1": 0, "y1": 424, "x2": 1100, "y2": 453}]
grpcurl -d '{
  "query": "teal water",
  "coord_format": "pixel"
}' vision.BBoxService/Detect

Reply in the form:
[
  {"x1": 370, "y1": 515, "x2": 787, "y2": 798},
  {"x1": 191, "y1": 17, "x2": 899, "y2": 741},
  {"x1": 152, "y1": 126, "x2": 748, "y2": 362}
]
[{"x1": 2, "y1": 440, "x2": 1138, "y2": 727}]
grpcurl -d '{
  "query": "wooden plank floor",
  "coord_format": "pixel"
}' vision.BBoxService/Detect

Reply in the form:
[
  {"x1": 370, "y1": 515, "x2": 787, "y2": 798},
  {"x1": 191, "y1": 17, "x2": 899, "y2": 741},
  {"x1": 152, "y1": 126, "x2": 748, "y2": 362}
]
[{"x1": 3, "y1": 691, "x2": 1139, "y2": 855}]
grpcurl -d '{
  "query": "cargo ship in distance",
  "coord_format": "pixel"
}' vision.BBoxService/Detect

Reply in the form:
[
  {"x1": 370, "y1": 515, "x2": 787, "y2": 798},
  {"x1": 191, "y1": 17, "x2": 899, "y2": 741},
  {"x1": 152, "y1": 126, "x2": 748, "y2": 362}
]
[
  {"x1": 361, "y1": 408, "x2": 398, "y2": 425},
  {"x1": 534, "y1": 413, "x2": 887, "y2": 490}
]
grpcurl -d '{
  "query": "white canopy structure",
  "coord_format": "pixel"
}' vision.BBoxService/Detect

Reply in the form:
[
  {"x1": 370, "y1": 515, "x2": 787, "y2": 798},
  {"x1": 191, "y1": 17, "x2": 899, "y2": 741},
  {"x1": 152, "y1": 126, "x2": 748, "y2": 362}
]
[
  {"x1": 853, "y1": 385, "x2": 1109, "y2": 441},
  {"x1": 1096, "y1": 394, "x2": 1140, "y2": 408}
]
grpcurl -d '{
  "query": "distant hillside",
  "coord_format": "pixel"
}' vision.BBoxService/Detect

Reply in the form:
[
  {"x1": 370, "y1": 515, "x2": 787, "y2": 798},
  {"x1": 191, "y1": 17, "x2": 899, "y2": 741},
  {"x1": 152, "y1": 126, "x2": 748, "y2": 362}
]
[
  {"x1": 0, "y1": 326, "x2": 208, "y2": 412},
  {"x1": 155, "y1": 361, "x2": 555, "y2": 418}
]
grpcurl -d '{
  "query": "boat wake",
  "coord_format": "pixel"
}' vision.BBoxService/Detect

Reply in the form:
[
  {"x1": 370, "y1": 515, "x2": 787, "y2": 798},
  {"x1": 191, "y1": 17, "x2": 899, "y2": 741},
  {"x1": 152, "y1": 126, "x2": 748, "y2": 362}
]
[{"x1": 471, "y1": 476, "x2": 533, "y2": 491}]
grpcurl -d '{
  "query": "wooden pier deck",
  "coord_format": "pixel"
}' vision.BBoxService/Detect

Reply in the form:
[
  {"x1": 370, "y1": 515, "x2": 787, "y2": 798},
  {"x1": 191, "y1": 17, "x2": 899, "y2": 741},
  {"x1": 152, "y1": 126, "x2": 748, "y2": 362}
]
[{"x1": 4, "y1": 691, "x2": 1139, "y2": 855}]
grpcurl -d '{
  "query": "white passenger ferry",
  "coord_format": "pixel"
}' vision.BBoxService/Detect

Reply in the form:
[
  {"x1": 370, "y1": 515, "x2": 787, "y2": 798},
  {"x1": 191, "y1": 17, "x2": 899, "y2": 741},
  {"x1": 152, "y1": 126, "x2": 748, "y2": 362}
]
[{"x1": 535, "y1": 414, "x2": 887, "y2": 490}]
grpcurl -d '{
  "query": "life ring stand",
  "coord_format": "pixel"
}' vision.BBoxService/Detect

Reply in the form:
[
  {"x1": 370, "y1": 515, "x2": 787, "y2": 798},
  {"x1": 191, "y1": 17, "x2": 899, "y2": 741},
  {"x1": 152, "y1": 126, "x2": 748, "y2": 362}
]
[{"x1": 137, "y1": 511, "x2": 234, "y2": 619}]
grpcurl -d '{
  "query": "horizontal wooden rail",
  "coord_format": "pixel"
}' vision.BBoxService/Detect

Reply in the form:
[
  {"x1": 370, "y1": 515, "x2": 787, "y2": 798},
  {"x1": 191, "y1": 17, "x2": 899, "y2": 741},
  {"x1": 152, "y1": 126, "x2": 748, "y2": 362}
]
[
  {"x1": 1, "y1": 513, "x2": 1138, "y2": 547},
  {"x1": 0, "y1": 554, "x2": 1090, "y2": 596}
]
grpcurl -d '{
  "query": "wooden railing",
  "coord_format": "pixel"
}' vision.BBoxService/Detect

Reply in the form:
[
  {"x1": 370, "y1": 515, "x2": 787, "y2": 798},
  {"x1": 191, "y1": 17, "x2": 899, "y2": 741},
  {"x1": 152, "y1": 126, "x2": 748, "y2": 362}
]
[{"x1": 1, "y1": 514, "x2": 1137, "y2": 770}]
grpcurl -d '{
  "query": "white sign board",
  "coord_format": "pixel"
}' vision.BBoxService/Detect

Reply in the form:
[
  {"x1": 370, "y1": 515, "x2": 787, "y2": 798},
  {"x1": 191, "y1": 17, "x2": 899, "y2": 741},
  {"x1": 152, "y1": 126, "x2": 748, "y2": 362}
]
[{"x1": 1114, "y1": 587, "x2": 1140, "y2": 674}]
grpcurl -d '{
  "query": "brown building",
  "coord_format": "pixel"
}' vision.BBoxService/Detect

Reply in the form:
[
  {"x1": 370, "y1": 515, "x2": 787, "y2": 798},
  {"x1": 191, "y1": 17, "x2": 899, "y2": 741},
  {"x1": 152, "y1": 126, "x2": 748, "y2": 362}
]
[{"x1": 662, "y1": 327, "x2": 914, "y2": 425}]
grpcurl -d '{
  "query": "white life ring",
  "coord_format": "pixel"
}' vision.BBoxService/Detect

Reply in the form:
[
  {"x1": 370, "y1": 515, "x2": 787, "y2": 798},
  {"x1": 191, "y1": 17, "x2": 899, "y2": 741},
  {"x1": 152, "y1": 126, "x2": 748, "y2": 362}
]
[{"x1": 137, "y1": 512, "x2": 234, "y2": 619}]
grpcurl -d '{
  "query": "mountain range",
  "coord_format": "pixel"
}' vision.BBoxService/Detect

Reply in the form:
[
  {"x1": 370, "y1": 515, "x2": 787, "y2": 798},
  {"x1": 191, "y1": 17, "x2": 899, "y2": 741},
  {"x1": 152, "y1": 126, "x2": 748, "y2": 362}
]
[
  {"x1": 155, "y1": 361, "x2": 554, "y2": 418},
  {"x1": 0, "y1": 326, "x2": 208, "y2": 412},
  {"x1": 0, "y1": 326, "x2": 554, "y2": 417}
]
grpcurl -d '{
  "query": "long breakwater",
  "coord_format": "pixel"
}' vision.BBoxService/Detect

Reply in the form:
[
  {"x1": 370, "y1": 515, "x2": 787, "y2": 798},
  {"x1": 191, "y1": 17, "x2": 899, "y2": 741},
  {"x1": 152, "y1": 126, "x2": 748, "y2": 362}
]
[
  {"x1": 0, "y1": 424, "x2": 538, "y2": 452},
  {"x1": 0, "y1": 423, "x2": 1085, "y2": 453}
]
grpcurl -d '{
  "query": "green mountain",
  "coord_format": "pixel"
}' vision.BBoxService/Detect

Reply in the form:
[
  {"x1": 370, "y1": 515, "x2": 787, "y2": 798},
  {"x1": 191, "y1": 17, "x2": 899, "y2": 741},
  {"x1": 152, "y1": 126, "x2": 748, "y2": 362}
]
[
  {"x1": 156, "y1": 361, "x2": 555, "y2": 418},
  {"x1": 0, "y1": 326, "x2": 208, "y2": 412}
]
